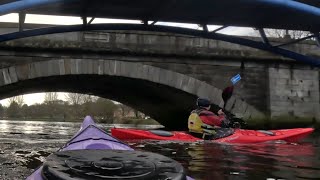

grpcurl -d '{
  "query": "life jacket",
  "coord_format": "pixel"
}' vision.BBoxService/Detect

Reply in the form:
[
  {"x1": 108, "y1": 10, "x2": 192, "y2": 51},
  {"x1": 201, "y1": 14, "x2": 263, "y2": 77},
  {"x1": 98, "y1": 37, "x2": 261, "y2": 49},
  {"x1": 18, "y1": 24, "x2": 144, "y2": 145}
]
[
  {"x1": 188, "y1": 109, "x2": 216, "y2": 135},
  {"x1": 188, "y1": 111, "x2": 203, "y2": 134}
]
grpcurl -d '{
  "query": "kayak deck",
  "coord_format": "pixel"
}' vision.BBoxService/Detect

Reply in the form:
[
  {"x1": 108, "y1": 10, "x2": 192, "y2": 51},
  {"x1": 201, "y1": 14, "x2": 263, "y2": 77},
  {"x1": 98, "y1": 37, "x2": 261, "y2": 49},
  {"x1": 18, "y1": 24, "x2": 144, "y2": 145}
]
[
  {"x1": 26, "y1": 116, "x2": 133, "y2": 180},
  {"x1": 60, "y1": 118, "x2": 133, "y2": 151},
  {"x1": 27, "y1": 116, "x2": 194, "y2": 180},
  {"x1": 111, "y1": 127, "x2": 314, "y2": 143}
]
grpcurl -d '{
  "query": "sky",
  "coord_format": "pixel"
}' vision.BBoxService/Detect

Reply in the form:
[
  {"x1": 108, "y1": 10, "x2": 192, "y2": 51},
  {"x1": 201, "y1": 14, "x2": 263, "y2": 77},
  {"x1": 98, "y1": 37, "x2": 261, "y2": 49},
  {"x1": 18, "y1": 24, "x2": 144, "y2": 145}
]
[
  {"x1": 0, "y1": 13, "x2": 256, "y2": 106},
  {"x1": 0, "y1": 92, "x2": 66, "y2": 106},
  {"x1": 0, "y1": 13, "x2": 257, "y2": 35}
]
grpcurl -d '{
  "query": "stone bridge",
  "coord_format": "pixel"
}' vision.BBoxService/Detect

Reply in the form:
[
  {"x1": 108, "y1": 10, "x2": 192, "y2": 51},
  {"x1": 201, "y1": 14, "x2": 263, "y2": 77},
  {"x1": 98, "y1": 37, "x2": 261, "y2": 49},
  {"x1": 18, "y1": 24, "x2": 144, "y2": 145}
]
[{"x1": 0, "y1": 23, "x2": 319, "y2": 129}]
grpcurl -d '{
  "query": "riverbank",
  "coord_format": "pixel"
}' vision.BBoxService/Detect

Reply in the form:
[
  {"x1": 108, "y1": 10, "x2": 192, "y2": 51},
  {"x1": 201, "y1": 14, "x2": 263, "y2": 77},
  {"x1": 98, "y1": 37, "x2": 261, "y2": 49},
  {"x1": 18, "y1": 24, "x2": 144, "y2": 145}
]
[
  {"x1": 1, "y1": 116, "x2": 318, "y2": 129},
  {"x1": 0, "y1": 117, "x2": 161, "y2": 125}
]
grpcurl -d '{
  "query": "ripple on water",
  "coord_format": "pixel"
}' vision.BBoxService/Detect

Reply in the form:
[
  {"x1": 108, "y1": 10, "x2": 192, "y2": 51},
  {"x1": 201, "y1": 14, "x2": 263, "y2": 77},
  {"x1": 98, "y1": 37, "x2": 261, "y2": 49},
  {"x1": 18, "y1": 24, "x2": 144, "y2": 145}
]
[
  {"x1": 126, "y1": 138, "x2": 320, "y2": 180},
  {"x1": 1, "y1": 120, "x2": 320, "y2": 180}
]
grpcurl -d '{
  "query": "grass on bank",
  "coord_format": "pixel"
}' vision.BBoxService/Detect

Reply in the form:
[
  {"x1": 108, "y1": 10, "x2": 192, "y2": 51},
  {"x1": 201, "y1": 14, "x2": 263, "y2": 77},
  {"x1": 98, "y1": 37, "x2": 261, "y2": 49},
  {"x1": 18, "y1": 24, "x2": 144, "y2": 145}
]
[{"x1": 1, "y1": 117, "x2": 161, "y2": 125}]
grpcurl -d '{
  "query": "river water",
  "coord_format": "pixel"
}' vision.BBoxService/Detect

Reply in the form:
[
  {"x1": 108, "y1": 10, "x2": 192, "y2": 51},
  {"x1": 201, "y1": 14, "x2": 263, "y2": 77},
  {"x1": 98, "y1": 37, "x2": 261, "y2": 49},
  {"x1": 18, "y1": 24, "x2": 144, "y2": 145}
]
[{"x1": 0, "y1": 120, "x2": 320, "y2": 180}]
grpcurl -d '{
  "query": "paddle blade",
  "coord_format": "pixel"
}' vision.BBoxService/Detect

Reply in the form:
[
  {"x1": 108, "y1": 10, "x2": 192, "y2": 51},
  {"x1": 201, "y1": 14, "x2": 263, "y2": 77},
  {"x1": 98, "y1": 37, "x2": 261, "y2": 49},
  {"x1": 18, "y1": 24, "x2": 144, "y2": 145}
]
[
  {"x1": 222, "y1": 86, "x2": 234, "y2": 102},
  {"x1": 231, "y1": 74, "x2": 241, "y2": 85}
]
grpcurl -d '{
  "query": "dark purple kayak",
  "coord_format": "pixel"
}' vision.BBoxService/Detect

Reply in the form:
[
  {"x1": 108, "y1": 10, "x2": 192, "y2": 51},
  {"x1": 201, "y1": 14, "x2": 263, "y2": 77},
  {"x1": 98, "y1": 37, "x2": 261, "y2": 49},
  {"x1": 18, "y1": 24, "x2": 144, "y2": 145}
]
[{"x1": 27, "y1": 116, "x2": 193, "y2": 180}]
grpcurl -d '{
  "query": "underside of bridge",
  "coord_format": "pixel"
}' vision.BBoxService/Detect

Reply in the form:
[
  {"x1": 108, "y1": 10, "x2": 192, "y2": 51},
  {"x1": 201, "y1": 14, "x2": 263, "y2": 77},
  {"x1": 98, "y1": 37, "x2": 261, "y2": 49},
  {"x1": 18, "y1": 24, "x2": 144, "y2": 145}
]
[
  {"x1": 0, "y1": 75, "x2": 197, "y2": 130},
  {"x1": 0, "y1": 0, "x2": 319, "y2": 65}
]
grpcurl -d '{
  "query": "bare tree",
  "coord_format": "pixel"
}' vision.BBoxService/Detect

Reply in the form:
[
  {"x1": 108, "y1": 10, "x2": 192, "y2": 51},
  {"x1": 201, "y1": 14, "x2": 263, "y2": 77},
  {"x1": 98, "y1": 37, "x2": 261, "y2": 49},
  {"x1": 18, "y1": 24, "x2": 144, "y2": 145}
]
[
  {"x1": 65, "y1": 93, "x2": 85, "y2": 105},
  {"x1": 82, "y1": 95, "x2": 98, "y2": 104},
  {"x1": 118, "y1": 104, "x2": 132, "y2": 117},
  {"x1": 264, "y1": 29, "x2": 311, "y2": 39},
  {"x1": 134, "y1": 110, "x2": 140, "y2": 118},
  {"x1": 65, "y1": 93, "x2": 100, "y2": 105},
  {"x1": 8, "y1": 95, "x2": 24, "y2": 107},
  {"x1": 7, "y1": 97, "x2": 16, "y2": 105},
  {"x1": 93, "y1": 98, "x2": 117, "y2": 123},
  {"x1": 44, "y1": 92, "x2": 58, "y2": 103}
]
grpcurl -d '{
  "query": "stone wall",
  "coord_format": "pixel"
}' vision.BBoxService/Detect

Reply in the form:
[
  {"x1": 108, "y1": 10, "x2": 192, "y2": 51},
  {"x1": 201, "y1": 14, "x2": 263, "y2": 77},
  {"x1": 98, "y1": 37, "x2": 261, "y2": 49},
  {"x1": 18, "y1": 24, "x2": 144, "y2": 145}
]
[
  {"x1": 269, "y1": 66, "x2": 319, "y2": 120},
  {"x1": 0, "y1": 59, "x2": 262, "y2": 129},
  {"x1": 144, "y1": 60, "x2": 270, "y2": 114},
  {"x1": 0, "y1": 28, "x2": 319, "y2": 122}
]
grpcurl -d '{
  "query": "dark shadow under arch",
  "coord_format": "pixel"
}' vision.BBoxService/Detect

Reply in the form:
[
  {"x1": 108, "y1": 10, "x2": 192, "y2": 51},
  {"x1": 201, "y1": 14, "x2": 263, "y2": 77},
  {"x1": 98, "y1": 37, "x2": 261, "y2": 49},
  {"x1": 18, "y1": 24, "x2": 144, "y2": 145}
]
[{"x1": 0, "y1": 74, "x2": 198, "y2": 130}]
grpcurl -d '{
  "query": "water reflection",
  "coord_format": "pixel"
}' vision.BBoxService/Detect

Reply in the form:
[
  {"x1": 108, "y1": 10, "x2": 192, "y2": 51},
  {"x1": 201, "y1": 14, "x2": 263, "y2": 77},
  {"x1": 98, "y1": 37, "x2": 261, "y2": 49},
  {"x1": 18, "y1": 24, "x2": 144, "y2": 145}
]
[
  {"x1": 0, "y1": 120, "x2": 319, "y2": 180},
  {"x1": 0, "y1": 120, "x2": 9, "y2": 132},
  {"x1": 22, "y1": 121, "x2": 44, "y2": 134},
  {"x1": 128, "y1": 140, "x2": 320, "y2": 180}
]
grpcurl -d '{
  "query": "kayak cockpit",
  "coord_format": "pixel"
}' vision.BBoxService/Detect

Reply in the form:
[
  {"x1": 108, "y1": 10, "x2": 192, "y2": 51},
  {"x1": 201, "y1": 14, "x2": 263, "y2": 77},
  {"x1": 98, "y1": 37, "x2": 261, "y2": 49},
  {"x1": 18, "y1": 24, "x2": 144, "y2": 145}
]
[
  {"x1": 41, "y1": 149, "x2": 188, "y2": 180},
  {"x1": 149, "y1": 130, "x2": 174, "y2": 137}
]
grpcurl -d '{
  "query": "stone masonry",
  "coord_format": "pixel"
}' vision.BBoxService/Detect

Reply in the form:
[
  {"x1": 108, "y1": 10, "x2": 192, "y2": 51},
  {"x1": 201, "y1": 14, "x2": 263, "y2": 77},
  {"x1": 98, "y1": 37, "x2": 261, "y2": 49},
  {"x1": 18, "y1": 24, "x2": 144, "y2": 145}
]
[{"x1": 0, "y1": 23, "x2": 319, "y2": 126}]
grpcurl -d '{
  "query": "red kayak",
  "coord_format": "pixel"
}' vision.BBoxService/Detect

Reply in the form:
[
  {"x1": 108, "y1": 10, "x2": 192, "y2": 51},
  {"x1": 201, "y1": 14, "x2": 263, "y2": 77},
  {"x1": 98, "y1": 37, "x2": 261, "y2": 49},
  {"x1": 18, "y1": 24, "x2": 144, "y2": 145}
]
[{"x1": 111, "y1": 128, "x2": 314, "y2": 143}]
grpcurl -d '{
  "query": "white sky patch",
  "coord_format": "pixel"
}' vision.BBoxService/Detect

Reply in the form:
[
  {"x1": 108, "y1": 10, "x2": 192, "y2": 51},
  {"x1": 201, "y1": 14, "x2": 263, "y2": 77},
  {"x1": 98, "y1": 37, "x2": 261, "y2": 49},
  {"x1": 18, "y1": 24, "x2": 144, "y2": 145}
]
[
  {"x1": 0, "y1": 92, "x2": 120, "y2": 106},
  {"x1": 220, "y1": 26, "x2": 258, "y2": 36},
  {"x1": 0, "y1": 92, "x2": 66, "y2": 106},
  {"x1": 26, "y1": 14, "x2": 82, "y2": 25},
  {"x1": 156, "y1": 21, "x2": 202, "y2": 30},
  {"x1": 0, "y1": 13, "x2": 255, "y2": 36},
  {"x1": 0, "y1": 13, "x2": 18, "y2": 23},
  {"x1": 92, "y1": 17, "x2": 141, "y2": 24},
  {"x1": 155, "y1": 22, "x2": 256, "y2": 36},
  {"x1": 0, "y1": 13, "x2": 142, "y2": 25}
]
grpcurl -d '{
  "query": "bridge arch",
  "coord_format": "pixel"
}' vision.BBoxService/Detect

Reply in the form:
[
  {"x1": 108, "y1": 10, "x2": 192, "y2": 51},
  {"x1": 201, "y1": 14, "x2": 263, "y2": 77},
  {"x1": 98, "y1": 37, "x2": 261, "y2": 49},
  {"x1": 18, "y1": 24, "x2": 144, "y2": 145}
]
[{"x1": 0, "y1": 59, "x2": 263, "y2": 129}]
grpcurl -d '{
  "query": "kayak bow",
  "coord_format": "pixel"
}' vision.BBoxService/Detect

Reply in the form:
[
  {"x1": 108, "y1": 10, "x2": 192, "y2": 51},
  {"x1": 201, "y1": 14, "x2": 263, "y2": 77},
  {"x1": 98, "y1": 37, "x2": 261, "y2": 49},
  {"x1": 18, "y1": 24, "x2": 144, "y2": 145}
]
[{"x1": 27, "y1": 116, "x2": 193, "y2": 180}]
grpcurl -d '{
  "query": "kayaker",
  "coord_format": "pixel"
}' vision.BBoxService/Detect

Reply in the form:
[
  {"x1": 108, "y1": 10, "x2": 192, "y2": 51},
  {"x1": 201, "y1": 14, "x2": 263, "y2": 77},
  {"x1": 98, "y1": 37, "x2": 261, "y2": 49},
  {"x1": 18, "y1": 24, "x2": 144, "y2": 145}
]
[{"x1": 188, "y1": 98, "x2": 229, "y2": 140}]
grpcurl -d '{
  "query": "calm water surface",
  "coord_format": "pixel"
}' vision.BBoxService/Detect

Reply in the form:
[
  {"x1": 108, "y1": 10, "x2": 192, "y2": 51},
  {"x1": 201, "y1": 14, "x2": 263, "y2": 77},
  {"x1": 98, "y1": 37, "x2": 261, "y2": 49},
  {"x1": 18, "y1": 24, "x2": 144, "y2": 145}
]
[{"x1": 0, "y1": 120, "x2": 320, "y2": 180}]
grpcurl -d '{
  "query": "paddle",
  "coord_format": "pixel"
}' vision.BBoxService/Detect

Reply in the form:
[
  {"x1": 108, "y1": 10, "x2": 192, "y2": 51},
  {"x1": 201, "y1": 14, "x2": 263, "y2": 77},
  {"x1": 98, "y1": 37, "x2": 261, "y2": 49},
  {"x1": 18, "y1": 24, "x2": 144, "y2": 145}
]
[
  {"x1": 222, "y1": 74, "x2": 241, "y2": 109},
  {"x1": 221, "y1": 74, "x2": 245, "y2": 128}
]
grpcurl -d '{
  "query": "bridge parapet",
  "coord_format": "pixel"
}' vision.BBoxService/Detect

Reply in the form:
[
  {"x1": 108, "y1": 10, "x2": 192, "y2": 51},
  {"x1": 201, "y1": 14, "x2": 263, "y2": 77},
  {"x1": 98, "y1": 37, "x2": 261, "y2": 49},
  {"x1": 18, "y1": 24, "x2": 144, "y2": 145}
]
[{"x1": 0, "y1": 22, "x2": 319, "y2": 62}]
